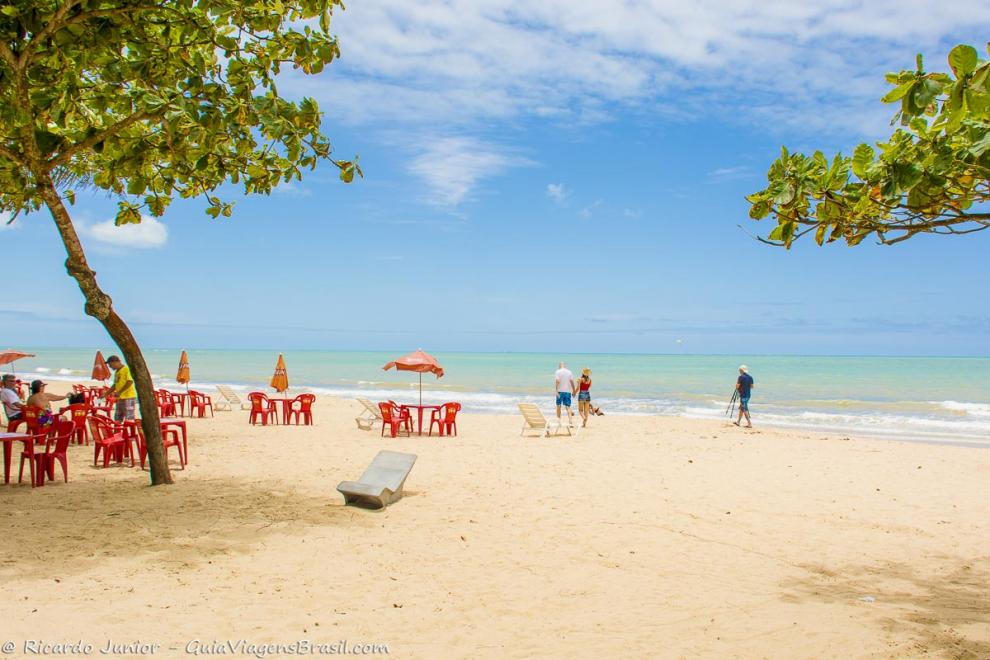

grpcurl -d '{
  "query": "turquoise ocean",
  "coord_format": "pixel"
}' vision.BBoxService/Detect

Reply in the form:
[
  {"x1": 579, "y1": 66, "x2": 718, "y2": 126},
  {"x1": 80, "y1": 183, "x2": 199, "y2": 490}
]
[{"x1": 11, "y1": 348, "x2": 990, "y2": 446}]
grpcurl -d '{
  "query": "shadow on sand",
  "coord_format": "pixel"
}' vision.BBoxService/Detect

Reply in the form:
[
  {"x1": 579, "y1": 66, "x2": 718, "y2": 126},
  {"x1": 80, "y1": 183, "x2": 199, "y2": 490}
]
[
  {"x1": 785, "y1": 560, "x2": 990, "y2": 658},
  {"x1": 0, "y1": 473, "x2": 359, "y2": 580}
]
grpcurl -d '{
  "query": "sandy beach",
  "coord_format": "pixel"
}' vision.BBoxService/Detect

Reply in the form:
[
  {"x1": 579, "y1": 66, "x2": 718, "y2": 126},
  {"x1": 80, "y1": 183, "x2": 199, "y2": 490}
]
[{"x1": 1, "y1": 388, "x2": 988, "y2": 659}]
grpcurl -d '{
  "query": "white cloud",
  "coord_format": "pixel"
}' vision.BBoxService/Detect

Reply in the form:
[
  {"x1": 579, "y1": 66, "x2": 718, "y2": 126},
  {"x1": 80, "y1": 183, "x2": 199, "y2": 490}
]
[
  {"x1": 407, "y1": 136, "x2": 532, "y2": 206},
  {"x1": 623, "y1": 208, "x2": 642, "y2": 219},
  {"x1": 708, "y1": 166, "x2": 752, "y2": 182},
  {"x1": 579, "y1": 199, "x2": 603, "y2": 219},
  {"x1": 0, "y1": 212, "x2": 17, "y2": 230},
  {"x1": 293, "y1": 0, "x2": 990, "y2": 137},
  {"x1": 273, "y1": 182, "x2": 312, "y2": 198},
  {"x1": 83, "y1": 215, "x2": 168, "y2": 249},
  {"x1": 546, "y1": 183, "x2": 570, "y2": 204}
]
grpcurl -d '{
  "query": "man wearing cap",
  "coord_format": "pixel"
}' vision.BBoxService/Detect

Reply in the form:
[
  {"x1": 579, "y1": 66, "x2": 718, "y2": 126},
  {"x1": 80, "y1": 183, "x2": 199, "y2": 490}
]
[
  {"x1": 734, "y1": 365, "x2": 755, "y2": 428},
  {"x1": 106, "y1": 355, "x2": 137, "y2": 422},
  {"x1": 1, "y1": 374, "x2": 24, "y2": 423}
]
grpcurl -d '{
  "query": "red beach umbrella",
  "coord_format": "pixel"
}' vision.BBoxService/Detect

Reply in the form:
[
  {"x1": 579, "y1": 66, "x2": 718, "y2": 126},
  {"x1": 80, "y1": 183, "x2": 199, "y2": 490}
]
[
  {"x1": 383, "y1": 349, "x2": 444, "y2": 406},
  {"x1": 0, "y1": 349, "x2": 34, "y2": 375},
  {"x1": 91, "y1": 351, "x2": 111, "y2": 382}
]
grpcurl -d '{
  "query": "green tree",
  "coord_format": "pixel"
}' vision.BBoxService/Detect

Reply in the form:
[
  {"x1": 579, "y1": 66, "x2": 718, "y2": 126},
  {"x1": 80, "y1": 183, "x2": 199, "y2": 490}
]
[
  {"x1": 0, "y1": 0, "x2": 360, "y2": 484},
  {"x1": 747, "y1": 43, "x2": 990, "y2": 247}
]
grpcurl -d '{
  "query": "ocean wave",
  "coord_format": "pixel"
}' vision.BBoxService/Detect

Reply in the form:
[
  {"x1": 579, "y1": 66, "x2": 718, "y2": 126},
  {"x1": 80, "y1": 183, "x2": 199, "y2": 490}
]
[{"x1": 935, "y1": 400, "x2": 990, "y2": 418}]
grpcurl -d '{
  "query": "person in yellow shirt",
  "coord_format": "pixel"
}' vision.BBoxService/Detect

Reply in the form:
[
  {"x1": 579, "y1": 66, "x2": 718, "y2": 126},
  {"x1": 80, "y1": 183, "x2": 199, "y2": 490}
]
[{"x1": 106, "y1": 355, "x2": 137, "y2": 422}]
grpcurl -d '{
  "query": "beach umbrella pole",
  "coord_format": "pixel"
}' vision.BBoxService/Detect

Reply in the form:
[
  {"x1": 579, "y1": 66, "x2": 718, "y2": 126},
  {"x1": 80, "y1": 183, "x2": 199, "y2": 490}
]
[{"x1": 419, "y1": 373, "x2": 422, "y2": 406}]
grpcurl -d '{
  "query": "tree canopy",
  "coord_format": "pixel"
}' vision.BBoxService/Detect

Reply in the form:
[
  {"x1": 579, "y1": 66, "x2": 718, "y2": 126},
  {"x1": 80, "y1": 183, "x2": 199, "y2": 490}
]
[
  {"x1": 0, "y1": 0, "x2": 359, "y2": 226},
  {"x1": 0, "y1": 0, "x2": 357, "y2": 485},
  {"x1": 746, "y1": 43, "x2": 990, "y2": 247}
]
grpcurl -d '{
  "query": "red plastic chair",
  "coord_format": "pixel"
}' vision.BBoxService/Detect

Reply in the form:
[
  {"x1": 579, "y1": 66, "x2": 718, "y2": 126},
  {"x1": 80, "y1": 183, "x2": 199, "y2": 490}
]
[
  {"x1": 429, "y1": 402, "x2": 461, "y2": 437},
  {"x1": 188, "y1": 390, "x2": 214, "y2": 418},
  {"x1": 88, "y1": 416, "x2": 131, "y2": 468},
  {"x1": 59, "y1": 403, "x2": 90, "y2": 445},
  {"x1": 288, "y1": 394, "x2": 316, "y2": 425},
  {"x1": 10, "y1": 405, "x2": 46, "y2": 435},
  {"x1": 127, "y1": 420, "x2": 184, "y2": 470},
  {"x1": 32, "y1": 420, "x2": 75, "y2": 485},
  {"x1": 154, "y1": 390, "x2": 176, "y2": 417},
  {"x1": 379, "y1": 402, "x2": 411, "y2": 438},
  {"x1": 17, "y1": 431, "x2": 48, "y2": 487},
  {"x1": 248, "y1": 392, "x2": 276, "y2": 425}
]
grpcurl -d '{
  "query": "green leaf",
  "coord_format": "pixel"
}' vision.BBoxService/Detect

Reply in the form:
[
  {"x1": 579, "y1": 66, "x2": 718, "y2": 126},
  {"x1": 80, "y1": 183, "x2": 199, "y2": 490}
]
[
  {"x1": 948, "y1": 44, "x2": 979, "y2": 77},
  {"x1": 851, "y1": 144, "x2": 875, "y2": 179},
  {"x1": 882, "y1": 80, "x2": 915, "y2": 103},
  {"x1": 815, "y1": 223, "x2": 828, "y2": 246},
  {"x1": 749, "y1": 200, "x2": 771, "y2": 220}
]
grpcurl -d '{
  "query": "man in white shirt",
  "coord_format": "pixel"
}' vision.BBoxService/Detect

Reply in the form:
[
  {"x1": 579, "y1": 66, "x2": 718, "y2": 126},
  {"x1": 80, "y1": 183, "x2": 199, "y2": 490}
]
[
  {"x1": 554, "y1": 362, "x2": 576, "y2": 423},
  {"x1": 1, "y1": 374, "x2": 24, "y2": 422}
]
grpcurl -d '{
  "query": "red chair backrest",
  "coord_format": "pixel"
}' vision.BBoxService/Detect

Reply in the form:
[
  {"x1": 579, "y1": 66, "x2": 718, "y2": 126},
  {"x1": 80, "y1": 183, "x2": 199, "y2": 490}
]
[
  {"x1": 87, "y1": 415, "x2": 118, "y2": 443},
  {"x1": 294, "y1": 394, "x2": 315, "y2": 411},
  {"x1": 443, "y1": 402, "x2": 461, "y2": 423},
  {"x1": 48, "y1": 420, "x2": 75, "y2": 454},
  {"x1": 248, "y1": 392, "x2": 268, "y2": 413},
  {"x1": 378, "y1": 402, "x2": 395, "y2": 423},
  {"x1": 21, "y1": 405, "x2": 44, "y2": 430},
  {"x1": 65, "y1": 404, "x2": 88, "y2": 422}
]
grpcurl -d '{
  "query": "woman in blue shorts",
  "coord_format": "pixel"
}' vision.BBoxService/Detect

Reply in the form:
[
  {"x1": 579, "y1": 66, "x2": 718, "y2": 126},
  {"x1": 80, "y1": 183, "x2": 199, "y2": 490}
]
[{"x1": 577, "y1": 368, "x2": 593, "y2": 427}]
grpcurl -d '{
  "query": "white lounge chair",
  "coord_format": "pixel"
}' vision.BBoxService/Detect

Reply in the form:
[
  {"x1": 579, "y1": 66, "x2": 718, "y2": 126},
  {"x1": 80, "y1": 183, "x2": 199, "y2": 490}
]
[
  {"x1": 355, "y1": 397, "x2": 383, "y2": 430},
  {"x1": 518, "y1": 403, "x2": 573, "y2": 437},
  {"x1": 337, "y1": 450, "x2": 417, "y2": 510},
  {"x1": 216, "y1": 385, "x2": 250, "y2": 411}
]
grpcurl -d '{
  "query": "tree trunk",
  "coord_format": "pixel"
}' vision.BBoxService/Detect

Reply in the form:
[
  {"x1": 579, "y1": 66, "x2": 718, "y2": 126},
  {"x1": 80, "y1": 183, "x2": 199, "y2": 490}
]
[{"x1": 36, "y1": 178, "x2": 173, "y2": 485}]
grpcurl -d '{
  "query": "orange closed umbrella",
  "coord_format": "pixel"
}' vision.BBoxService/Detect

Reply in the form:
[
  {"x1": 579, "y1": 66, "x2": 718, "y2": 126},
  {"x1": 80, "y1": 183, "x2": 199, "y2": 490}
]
[
  {"x1": 91, "y1": 351, "x2": 111, "y2": 381},
  {"x1": 383, "y1": 348, "x2": 444, "y2": 406},
  {"x1": 270, "y1": 354, "x2": 289, "y2": 393},
  {"x1": 176, "y1": 350, "x2": 190, "y2": 386}
]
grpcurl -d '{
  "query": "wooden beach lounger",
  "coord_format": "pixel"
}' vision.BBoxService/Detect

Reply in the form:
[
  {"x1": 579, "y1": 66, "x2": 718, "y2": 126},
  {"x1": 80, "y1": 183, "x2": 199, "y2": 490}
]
[
  {"x1": 355, "y1": 397, "x2": 383, "y2": 430},
  {"x1": 518, "y1": 403, "x2": 573, "y2": 437},
  {"x1": 336, "y1": 450, "x2": 417, "y2": 510}
]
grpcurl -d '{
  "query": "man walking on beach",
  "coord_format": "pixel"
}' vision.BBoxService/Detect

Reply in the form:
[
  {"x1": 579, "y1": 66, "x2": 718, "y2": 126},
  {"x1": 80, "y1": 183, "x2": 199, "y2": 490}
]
[
  {"x1": 106, "y1": 355, "x2": 137, "y2": 422},
  {"x1": 734, "y1": 365, "x2": 754, "y2": 428},
  {"x1": 554, "y1": 362, "x2": 577, "y2": 424},
  {"x1": 1, "y1": 374, "x2": 24, "y2": 423}
]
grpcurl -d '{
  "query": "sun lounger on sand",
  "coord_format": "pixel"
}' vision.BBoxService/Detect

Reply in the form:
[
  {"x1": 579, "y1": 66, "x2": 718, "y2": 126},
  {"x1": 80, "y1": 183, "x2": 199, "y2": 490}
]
[
  {"x1": 337, "y1": 450, "x2": 417, "y2": 510},
  {"x1": 216, "y1": 385, "x2": 251, "y2": 411},
  {"x1": 518, "y1": 403, "x2": 574, "y2": 437},
  {"x1": 355, "y1": 397, "x2": 383, "y2": 430}
]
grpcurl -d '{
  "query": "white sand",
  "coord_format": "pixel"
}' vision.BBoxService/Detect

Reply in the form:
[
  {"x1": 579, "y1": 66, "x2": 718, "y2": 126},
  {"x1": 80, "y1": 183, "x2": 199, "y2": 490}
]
[{"x1": 1, "y1": 389, "x2": 988, "y2": 658}]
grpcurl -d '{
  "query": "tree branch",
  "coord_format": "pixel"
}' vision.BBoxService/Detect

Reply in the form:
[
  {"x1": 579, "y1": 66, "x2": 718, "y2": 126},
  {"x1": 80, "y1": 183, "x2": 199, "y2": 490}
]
[
  {"x1": 17, "y1": 0, "x2": 84, "y2": 67},
  {"x1": 46, "y1": 110, "x2": 159, "y2": 171},
  {"x1": 0, "y1": 143, "x2": 24, "y2": 166}
]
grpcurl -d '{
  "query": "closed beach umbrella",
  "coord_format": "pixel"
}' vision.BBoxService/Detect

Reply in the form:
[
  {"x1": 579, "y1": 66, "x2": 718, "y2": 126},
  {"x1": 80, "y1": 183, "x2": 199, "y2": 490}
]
[
  {"x1": 176, "y1": 350, "x2": 191, "y2": 387},
  {"x1": 0, "y1": 348, "x2": 35, "y2": 375},
  {"x1": 383, "y1": 349, "x2": 444, "y2": 406},
  {"x1": 91, "y1": 351, "x2": 111, "y2": 382},
  {"x1": 270, "y1": 354, "x2": 289, "y2": 394}
]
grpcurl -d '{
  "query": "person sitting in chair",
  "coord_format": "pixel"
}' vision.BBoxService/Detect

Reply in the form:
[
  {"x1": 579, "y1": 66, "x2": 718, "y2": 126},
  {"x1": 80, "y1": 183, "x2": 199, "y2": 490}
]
[{"x1": 1, "y1": 374, "x2": 24, "y2": 423}]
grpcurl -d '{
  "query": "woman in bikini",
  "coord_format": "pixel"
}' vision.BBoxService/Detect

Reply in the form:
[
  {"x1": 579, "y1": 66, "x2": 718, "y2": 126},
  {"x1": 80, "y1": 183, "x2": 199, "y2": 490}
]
[{"x1": 577, "y1": 368, "x2": 593, "y2": 427}]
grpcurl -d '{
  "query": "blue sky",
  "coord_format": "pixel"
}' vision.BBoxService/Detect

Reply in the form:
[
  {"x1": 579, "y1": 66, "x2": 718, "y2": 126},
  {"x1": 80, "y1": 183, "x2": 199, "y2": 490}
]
[{"x1": 2, "y1": 1, "x2": 989, "y2": 355}]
